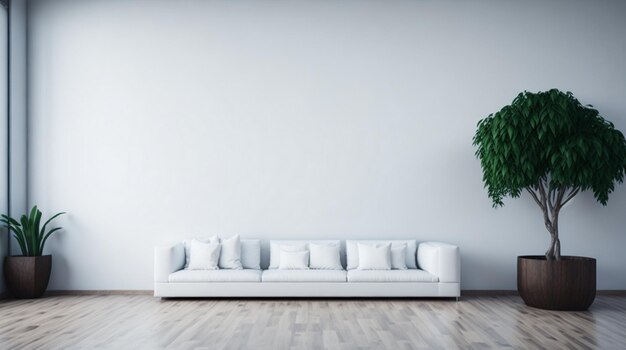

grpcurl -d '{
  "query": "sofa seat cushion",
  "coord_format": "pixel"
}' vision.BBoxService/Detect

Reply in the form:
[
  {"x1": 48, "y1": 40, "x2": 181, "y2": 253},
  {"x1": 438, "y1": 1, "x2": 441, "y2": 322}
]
[
  {"x1": 347, "y1": 269, "x2": 438, "y2": 282},
  {"x1": 168, "y1": 269, "x2": 262, "y2": 283},
  {"x1": 262, "y1": 269, "x2": 346, "y2": 282}
]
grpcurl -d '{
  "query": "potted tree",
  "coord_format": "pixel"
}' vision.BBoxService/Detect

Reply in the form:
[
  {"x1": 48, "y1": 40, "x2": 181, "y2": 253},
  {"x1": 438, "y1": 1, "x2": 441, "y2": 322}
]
[
  {"x1": 1, "y1": 206, "x2": 65, "y2": 298},
  {"x1": 473, "y1": 89, "x2": 626, "y2": 310}
]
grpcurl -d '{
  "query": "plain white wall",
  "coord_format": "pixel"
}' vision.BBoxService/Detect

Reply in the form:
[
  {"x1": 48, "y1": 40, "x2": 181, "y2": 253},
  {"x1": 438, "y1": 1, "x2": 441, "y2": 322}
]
[{"x1": 27, "y1": 0, "x2": 626, "y2": 290}]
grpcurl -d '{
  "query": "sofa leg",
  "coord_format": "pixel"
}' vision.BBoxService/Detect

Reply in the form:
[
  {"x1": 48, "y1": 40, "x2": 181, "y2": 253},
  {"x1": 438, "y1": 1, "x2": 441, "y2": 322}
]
[{"x1": 455, "y1": 296, "x2": 460, "y2": 302}]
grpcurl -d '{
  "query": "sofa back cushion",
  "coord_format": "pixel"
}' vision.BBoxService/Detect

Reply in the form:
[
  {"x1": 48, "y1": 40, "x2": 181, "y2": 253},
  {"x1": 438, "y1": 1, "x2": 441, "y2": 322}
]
[
  {"x1": 240, "y1": 239, "x2": 261, "y2": 270},
  {"x1": 346, "y1": 240, "x2": 418, "y2": 270},
  {"x1": 390, "y1": 244, "x2": 408, "y2": 270},
  {"x1": 309, "y1": 243, "x2": 343, "y2": 270},
  {"x1": 268, "y1": 240, "x2": 341, "y2": 269}
]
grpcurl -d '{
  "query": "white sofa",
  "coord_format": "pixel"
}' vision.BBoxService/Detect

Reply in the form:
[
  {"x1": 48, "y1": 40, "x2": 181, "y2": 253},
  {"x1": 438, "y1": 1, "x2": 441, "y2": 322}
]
[{"x1": 154, "y1": 239, "x2": 460, "y2": 298}]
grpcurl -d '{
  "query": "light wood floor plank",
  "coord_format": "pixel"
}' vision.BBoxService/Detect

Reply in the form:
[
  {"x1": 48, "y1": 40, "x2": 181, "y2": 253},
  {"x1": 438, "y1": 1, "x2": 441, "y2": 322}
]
[{"x1": 0, "y1": 295, "x2": 625, "y2": 349}]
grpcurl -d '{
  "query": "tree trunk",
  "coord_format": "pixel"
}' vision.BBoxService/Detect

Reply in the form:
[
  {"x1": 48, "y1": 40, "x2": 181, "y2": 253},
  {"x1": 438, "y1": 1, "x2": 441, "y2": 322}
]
[
  {"x1": 541, "y1": 203, "x2": 558, "y2": 261},
  {"x1": 530, "y1": 181, "x2": 569, "y2": 261},
  {"x1": 553, "y1": 237, "x2": 561, "y2": 261},
  {"x1": 545, "y1": 234, "x2": 556, "y2": 260},
  {"x1": 551, "y1": 202, "x2": 562, "y2": 261}
]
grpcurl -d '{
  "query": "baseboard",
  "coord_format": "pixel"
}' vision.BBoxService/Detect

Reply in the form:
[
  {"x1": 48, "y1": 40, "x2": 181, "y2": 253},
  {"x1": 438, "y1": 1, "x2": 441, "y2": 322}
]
[
  {"x1": 596, "y1": 290, "x2": 626, "y2": 295},
  {"x1": 11, "y1": 289, "x2": 622, "y2": 297},
  {"x1": 45, "y1": 290, "x2": 153, "y2": 296},
  {"x1": 462, "y1": 290, "x2": 626, "y2": 296},
  {"x1": 462, "y1": 290, "x2": 518, "y2": 295}
]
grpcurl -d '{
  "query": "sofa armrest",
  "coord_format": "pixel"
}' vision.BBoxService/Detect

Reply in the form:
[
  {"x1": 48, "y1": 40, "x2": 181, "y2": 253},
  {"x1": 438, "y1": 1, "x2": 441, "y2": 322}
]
[
  {"x1": 154, "y1": 243, "x2": 185, "y2": 282},
  {"x1": 417, "y1": 242, "x2": 460, "y2": 283}
]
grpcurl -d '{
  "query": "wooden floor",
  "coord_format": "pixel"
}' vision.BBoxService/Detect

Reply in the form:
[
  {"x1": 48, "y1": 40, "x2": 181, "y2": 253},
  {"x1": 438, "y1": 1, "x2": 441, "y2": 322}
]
[{"x1": 1, "y1": 295, "x2": 625, "y2": 350}]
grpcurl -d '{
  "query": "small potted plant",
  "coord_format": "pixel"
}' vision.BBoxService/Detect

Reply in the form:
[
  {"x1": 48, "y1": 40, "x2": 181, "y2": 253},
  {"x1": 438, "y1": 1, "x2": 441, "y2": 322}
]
[
  {"x1": 473, "y1": 89, "x2": 626, "y2": 310},
  {"x1": 2, "y1": 206, "x2": 65, "y2": 298}
]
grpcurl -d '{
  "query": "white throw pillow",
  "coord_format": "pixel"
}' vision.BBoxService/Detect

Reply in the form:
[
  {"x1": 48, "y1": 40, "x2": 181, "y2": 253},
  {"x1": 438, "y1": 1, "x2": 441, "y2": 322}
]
[
  {"x1": 184, "y1": 235, "x2": 219, "y2": 269},
  {"x1": 357, "y1": 242, "x2": 391, "y2": 270},
  {"x1": 309, "y1": 243, "x2": 343, "y2": 270},
  {"x1": 346, "y1": 240, "x2": 418, "y2": 270},
  {"x1": 219, "y1": 235, "x2": 243, "y2": 270},
  {"x1": 278, "y1": 250, "x2": 310, "y2": 270},
  {"x1": 391, "y1": 244, "x2": 408, "y2": 270},
  {"x1": 269, "y1": 243, "x2": 308, "y2": 269},
  {"x1": 187, "y1": 240, "x2": 221, "y2": 270}
]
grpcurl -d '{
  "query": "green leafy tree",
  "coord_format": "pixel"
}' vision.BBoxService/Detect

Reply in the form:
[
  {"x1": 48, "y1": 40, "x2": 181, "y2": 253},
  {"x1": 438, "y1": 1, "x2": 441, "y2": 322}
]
[{"x1": 473, "y1": 89, "x2": 626, "y2": 260}]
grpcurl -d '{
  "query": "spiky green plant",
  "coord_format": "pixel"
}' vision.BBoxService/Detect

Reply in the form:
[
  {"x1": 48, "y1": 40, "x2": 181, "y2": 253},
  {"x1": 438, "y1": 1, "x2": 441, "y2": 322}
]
[{"x1": 1, "y1": 206, "x2": 66, "y2": 256}]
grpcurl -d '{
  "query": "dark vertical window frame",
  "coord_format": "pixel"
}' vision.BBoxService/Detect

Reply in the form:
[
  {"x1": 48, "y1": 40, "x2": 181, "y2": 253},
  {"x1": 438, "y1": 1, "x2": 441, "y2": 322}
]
[{"x1": 3, "y1": 0, "x2": 9, "y2": 256}]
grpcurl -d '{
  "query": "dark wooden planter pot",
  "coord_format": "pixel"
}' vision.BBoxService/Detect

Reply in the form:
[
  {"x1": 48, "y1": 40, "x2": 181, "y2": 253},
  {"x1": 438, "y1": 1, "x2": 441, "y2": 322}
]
[
  {"x1": 517, "y1": 255, "x2": 596, "y2": 311},
  {"x1": 4, "y1": 255, "x2": 52, "y2": 299}
]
